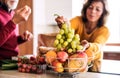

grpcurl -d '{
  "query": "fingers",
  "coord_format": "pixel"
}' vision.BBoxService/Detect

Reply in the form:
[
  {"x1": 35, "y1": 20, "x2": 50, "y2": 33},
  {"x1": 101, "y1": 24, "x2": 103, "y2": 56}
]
[
  {"x1": 24, "y1": 30, "x2": 28, "y2": 40},
  {"x1": 55, "y1": 16, "x2": 66, "y2": 24},
  {"x1": 25, "y1": 6, "x2": 31, "y2": 16},
  {"x1": 22, "y1": 6, "x2": 31, "y2": 21},
  {"x1": 81, "y1": 40, "x2": 88, "y2": 45},
  {"x1": 23, "y1": 30, "x2": 33, "y2": 41},
  {"x1": 81, "y1": 40, "x2": 90, "y2": 49},
  {"x1": 19, "y1": 6, "x2": 31, "y2": 21},
  {"x1": 55, "y1": 16, "x2": 68, "y2": 29},
  {"x1": 27, "y1": 32, "x2": 33, "y2": 41}
]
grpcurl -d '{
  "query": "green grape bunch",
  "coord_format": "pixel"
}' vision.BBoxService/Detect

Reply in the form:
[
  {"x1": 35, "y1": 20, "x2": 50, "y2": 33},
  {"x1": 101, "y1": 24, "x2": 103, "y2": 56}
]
[{"x1": 54, "y1": 15, "x2": 83, "y2": 54}]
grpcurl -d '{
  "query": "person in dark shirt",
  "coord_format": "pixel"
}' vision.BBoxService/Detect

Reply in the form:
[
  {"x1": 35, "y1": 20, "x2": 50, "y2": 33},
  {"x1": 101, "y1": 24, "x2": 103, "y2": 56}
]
[{"x1": 0, "y1": 0, "x2": 33, "y2": 60}]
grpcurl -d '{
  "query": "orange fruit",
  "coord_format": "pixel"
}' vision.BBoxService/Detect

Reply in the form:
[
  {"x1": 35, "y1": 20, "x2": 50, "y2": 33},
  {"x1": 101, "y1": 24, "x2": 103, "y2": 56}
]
[
  {"x1": 52, "y1": 60, "x2": 64, "y2": 72},
  {"x1": 45, "y1": 50, "x2": 57, "y2": 64}
]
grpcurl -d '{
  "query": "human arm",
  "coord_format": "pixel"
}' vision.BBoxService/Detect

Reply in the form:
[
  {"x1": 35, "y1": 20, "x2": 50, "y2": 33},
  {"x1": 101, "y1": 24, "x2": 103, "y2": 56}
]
[
  {"x1": 13, "y1": 5, "x2": 32, "y2": 44},
  {"x1": 0, "y1": 21, "x2": 16, "y2": 47},
  {"x1": 0, "y1": 5, "x2": 31, "y2": 46},
  {"x1": 82, "y1": 27, "x2": 110, "y2": 61}
]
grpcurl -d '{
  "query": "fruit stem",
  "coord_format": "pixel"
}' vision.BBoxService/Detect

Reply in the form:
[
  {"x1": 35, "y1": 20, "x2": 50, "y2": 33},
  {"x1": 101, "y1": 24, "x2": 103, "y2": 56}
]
[{"x1": 54, "y1": 14, "x2": 60, "y2": 17}]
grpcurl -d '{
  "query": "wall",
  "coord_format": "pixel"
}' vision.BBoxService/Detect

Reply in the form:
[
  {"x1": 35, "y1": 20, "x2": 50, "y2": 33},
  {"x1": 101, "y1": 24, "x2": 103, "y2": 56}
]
[{"x1": 33, "y1": 0, "x2": 72, "y2": 55}]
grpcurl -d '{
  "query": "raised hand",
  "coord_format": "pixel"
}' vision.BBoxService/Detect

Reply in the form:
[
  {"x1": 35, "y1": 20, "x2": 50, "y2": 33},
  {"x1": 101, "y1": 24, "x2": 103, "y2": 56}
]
[
  {"x1": 55, "y1": 15, "x2": 67, "y2": 28},
  {"x1": 12, "y1": 5, "x2": 31, "y2": 24}
]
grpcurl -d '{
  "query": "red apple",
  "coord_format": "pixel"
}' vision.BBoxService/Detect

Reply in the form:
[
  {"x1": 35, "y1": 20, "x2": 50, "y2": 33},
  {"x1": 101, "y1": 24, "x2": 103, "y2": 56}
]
[
  {"x1": 78, "y1": 52, "x2": 87, "y2": 58},
  {"x1": 57, "y1": 51, "x2": 68, "y2": 62},
  {"x1": 78, "y1": 52, "x2": 88, "y2": 64},
  {"x1": 77, "y1": 52, "x2": 88, "y2": 72}
]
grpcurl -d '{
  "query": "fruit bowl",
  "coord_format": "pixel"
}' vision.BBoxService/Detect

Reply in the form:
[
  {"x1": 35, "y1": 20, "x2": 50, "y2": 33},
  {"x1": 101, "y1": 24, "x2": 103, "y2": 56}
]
[
  {"x1": 45, "y1": 52, "x2": 88, "y2": 73},
  {"x1": 45, "y1": 56, "x2": 88, "y2": 78}
]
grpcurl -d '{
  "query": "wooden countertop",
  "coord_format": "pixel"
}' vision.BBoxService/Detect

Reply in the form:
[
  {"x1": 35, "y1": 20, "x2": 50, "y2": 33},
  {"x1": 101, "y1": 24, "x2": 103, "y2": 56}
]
[{"x1": 0, "y1": 70, "x2": 120, "y2": 78}]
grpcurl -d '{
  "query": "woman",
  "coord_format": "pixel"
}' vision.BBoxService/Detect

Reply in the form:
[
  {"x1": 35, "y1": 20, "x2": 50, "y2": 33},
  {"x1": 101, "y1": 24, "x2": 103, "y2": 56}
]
[{"x1": 55, "y1": 0, "x2": 110, "y2": 72}]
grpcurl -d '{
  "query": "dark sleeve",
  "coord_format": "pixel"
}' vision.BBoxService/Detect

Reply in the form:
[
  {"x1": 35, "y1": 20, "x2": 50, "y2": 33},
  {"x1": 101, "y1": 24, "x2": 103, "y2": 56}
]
[
  {"x1": 17, "y1": 36, "x2": 27, "y2": 44},
  {"x1": 0, "y1": 20, "x2": 16, "y2": 46}
]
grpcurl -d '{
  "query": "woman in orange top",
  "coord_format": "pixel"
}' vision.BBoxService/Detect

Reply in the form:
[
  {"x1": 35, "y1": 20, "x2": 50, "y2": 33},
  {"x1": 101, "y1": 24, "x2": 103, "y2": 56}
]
[{"x1": 55, "y1": 0, "x2": 110, "y2": 72}]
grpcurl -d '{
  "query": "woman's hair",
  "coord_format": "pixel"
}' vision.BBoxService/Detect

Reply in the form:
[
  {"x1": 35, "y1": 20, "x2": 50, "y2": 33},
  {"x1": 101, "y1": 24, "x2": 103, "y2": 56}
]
[{"x1": 81, "y1": 0, "x2": 109, "y2": 27}]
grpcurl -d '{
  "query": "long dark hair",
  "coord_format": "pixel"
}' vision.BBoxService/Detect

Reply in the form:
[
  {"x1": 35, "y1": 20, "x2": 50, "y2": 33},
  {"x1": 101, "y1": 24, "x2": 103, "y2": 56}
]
[{"x1": 81, "y1": 0, "x2": 109, "y2": 27}]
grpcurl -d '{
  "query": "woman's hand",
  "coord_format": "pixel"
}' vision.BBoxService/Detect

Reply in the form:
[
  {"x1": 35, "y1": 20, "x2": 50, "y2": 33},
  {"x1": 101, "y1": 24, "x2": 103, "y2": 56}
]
[
  {"x1": 12, "y1": 5, "x2": 31, "y2": 24},
  {"x1": 22, "y1": 30, "x2": 33, "y2": 41},
  {"x1": 81, "y1": 40, "x2": 90, "y2": 50},
  {"x1": 55, "y1": 16, "x2": 67, "y2": 28}
]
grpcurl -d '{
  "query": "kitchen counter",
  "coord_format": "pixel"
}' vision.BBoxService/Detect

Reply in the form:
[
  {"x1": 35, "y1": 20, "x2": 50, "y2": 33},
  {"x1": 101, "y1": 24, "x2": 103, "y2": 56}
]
[
  {"x1": 0, "y1": 60, "x2": 120, "y2": 78},
  {"x1": 0, "y1": 70, "x2": 120, "y2": 78}
]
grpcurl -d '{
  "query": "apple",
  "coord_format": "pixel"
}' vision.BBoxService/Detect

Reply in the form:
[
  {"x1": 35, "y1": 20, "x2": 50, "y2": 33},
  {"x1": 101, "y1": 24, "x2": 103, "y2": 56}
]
[
  {"x1": 78, "y1": 52, "x2": 88, "y2": 68},
  {"x1": 57, "y1": 51, "x2": 68, "y2": 62},
  {"x1": 52, "y1": 60, "x2": 64, "y2": 72},
  {"x1": 70, "y1": 52, "x2": 88, "y2": 61},
  {"x1": 78, "y1": 52, "x2": 88, "y2": 58}
]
